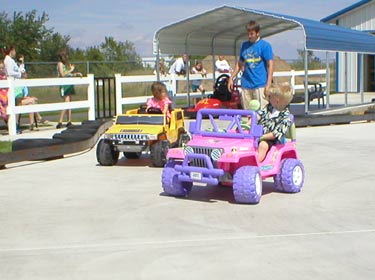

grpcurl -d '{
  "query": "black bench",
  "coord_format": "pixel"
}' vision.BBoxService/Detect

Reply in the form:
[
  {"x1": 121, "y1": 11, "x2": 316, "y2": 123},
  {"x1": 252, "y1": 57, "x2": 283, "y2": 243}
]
[{"x1": 308, "y1": 82, "x2": 326, "y2": 109}]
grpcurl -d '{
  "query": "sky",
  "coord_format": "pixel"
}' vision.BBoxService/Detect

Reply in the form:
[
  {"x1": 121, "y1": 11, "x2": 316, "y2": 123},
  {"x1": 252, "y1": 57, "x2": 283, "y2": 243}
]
[{"x1": 1, "y1": 0, "x2": 358, "y2": 59}]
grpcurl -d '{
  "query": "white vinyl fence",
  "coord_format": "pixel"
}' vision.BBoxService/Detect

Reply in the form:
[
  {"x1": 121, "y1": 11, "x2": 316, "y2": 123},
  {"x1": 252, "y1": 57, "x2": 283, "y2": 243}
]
[
  {"x1": 114, "y1": 69, "x2": 327, "y2": 115},
  {"x1": 0, "y1": 69, "x2": 327, "y2": 135},
  {"x1": 0, "y1": 74, "x2": 95, "y2": 136}
]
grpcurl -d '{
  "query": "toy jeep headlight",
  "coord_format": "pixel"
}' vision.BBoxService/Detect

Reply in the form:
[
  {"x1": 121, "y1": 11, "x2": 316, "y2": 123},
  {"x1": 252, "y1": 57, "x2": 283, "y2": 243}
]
[
  {"x1": 148, "y1": 134, "x2": 158, "y2": 140},
  {"x1": 210, "y1": 148, "x2": 223, "y2": 161},
  {"x1": 184, "y1": 146, "x2": 194, "y2": 155}
]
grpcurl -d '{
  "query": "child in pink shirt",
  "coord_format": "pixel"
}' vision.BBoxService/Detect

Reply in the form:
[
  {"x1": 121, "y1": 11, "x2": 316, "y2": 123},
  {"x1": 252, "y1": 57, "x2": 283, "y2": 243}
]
[
  {"x1": 0, "y1": 61, "x2": 8, "y2": 123},
  {"x1": 146, "y1": 82, "x2": 172, "y2": 118}
]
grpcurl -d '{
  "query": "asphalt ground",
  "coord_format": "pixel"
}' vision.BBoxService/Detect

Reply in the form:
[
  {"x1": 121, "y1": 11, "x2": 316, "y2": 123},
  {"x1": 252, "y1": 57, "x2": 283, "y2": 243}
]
[{"x1": 0, "y1": 111, "x2": 375, "y2": 279}]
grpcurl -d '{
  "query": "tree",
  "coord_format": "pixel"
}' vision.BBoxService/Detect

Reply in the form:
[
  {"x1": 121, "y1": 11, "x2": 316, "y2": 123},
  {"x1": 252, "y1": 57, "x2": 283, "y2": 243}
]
[
  {"x1": 291, "y1": 49, "x2": 322, "y2": 70},
  {"x1": 97, "y1": 36, "x2": 143, "y2": 74},
  {"x1": 1, "y1": 11, "x2": 145, "y2": 77},
  {"x1": 0, "y1": 12, "x2": 11, "y2": 48},
  {"x1": 100, "y1": 36, "x2": 140, "y2": 62},
  {"x1": 5, "y1": 10, "x2": 53, "y2": 60},
  {"x1": 39, "y1": 33, "x2": 70, "y2": 61}
]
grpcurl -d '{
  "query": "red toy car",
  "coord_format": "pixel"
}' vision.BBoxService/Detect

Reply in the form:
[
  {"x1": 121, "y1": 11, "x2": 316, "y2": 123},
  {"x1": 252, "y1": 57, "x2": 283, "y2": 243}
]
[{"x1": 185, "y1": 74, "x2": 242, "y2": 117}]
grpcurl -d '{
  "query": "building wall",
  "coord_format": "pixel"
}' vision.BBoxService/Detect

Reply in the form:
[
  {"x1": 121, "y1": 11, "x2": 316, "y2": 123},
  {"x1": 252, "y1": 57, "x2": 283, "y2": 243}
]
[
  {"x1": 331, "y1": 1, "x2": 375, "y2": 92},
  {"x1": 336, "y1": 1, "x2": 375, "y2": 31}
]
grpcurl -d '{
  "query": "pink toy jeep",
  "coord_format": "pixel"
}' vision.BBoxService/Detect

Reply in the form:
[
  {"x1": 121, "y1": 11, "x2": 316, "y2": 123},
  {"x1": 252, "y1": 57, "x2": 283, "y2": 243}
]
[{"x1": 161, "y1": 108, "x2": 305, "y2": 204}]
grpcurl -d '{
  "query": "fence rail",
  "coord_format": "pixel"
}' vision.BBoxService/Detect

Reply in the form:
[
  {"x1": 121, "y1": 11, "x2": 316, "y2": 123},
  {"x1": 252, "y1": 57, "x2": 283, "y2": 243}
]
[
  {"x1": 0, "y1": 69, "x2": 327, "y2": 136},
  {"x1": 114, "y1": 69, "x2": 327, "y2": 115},
  {"x1": 0, "y1": 74, "x2": 95, "y2": 136}
]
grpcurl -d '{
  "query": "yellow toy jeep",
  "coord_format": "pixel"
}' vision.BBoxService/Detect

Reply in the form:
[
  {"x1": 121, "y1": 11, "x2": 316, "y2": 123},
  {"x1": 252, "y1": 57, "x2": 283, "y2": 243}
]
[{"x1": 96, "y1": 106, "x2": 189, "y2": 167}]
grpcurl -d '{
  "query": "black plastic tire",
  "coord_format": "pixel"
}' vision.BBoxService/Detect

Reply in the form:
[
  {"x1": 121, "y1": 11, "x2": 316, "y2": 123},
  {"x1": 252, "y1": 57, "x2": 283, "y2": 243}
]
[
  {"x1": 52, "y1": 132, "x2": 93, "y2": 143},
  {"x1": 12, "y1": 138, "x2": 65, "y2": 151},
  {"x1": 150, "y1": 140, "x2": 169, "y2": 167},
  {"x1": 96, "y1": 139, "x2": 119, "y2": 166},
  {"x1": 63, "y1": 127, "x2": 97, "y2": 135},
  {"x1": 81, "y1": 119, "x2": 106, "y2": 129}
]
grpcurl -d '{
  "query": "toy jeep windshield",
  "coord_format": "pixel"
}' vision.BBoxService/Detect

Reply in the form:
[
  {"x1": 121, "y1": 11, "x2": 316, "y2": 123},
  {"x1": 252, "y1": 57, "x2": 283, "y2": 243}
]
[
  {"x1": 96, "y1": 107, "x2": 189, "y2": 167},
  {"x1": 161, "y1": 108, "x2": 305, "y2": 204}
]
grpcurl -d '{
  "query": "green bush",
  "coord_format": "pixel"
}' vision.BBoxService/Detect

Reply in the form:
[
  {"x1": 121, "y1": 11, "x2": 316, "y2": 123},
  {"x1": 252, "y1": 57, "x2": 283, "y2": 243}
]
[{"x1": 0, "y1": 141, "x2": 12, "y2": 153}]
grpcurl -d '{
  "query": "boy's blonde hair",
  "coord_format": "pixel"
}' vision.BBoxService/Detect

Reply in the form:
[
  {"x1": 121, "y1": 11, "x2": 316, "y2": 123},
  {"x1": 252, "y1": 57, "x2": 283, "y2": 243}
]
[{"x1": 269, "y1": 82, "x2": 294, "y2": 109}]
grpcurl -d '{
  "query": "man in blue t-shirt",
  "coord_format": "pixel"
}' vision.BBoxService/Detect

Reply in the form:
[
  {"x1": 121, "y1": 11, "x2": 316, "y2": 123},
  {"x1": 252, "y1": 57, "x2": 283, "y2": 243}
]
[{"x1": 228, "y1": 20, "x2": 274, "y2": 109}]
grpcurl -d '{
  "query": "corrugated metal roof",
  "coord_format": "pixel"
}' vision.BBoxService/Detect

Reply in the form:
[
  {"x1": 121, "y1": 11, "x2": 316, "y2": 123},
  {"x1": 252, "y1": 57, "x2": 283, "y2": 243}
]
[
  {"x1": 321, "y1": 0, "x2": 372, "y2": 22},
  {"x1": 153, "y1": 5, "x2": 375, "y2": 56}
]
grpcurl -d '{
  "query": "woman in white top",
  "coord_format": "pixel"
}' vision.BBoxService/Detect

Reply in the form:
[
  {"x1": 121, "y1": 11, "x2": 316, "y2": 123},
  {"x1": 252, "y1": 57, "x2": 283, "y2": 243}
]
[
  {"x1": 3, "y1": 45, "x2": 38, "y2": 130},
  {"x1": 4, "y1": 45, "x2": 22, "y2": 79},
  {"x1": 215, "y1": 55, "x2": 232, "y2": 73}
]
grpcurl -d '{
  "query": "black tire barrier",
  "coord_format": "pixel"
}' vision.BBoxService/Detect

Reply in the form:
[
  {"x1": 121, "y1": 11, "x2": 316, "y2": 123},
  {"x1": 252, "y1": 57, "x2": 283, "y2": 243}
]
[
  {"x1": 81, "y1": 119, "x2": 107, "y2": 129},
  {"x1": 12, "y1": 138, "x2": 65, "y2": 151},
  {"x1": 0, "y1": 119, "x2": 112, "y2": 169},
  {"x1": 52, "y1": 132, "x2": 94, "y2": 143},
  {"x1": 63, "y1": 127, "x2": 98, "y2": 135}
]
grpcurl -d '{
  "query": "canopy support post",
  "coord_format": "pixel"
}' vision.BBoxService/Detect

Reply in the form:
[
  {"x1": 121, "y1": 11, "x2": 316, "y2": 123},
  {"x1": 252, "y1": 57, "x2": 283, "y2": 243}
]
[
  {"x1": 304, "y1": 49, "x2": 309, "y2": 114},
  {"x1": 325, "y1": 51, "x2": 330, "y2": 109}
]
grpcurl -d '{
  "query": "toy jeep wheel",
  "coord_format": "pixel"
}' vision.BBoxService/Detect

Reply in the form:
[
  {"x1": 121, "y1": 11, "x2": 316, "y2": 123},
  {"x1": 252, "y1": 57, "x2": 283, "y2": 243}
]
[
  {"x1": 96, "y1": 139, "x2": 119, "y2": 166},
  {"x1": 162, "y1": 163, "x2": 192, "y2": 196},
  {"x1": 274, "y1": 158, "x2": 305, "y2": 193},
  {"x1": 150, "y1": 140, "x2": 169, "y2": 167},
  {"x1": 123, "y1": 152, "x2": 141, "y2": 159},
  {"x1": 233, "y1": 166, "x2": 262, "y2": 204}
]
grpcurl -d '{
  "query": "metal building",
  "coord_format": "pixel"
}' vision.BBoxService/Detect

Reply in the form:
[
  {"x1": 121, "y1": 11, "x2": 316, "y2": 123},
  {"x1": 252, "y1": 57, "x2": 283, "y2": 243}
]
[{"x1": 322, "y1": 0, "x2": 375, "y2": 92}]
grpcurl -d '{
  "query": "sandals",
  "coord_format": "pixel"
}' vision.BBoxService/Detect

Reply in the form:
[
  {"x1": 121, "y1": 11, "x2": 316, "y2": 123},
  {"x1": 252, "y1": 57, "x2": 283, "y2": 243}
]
[
  {"x1": 56, "y1": 122, "x2": 73, "y2": 129},
  {"x1": 37, "y1": 118, "x2": 49, "y2": 125}
]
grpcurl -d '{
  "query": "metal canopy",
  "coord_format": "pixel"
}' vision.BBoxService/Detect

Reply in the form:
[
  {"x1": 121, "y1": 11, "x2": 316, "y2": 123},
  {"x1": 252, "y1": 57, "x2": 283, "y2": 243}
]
[{"x1": 153, "y1": 5, "x2": 375, "y2": 56}]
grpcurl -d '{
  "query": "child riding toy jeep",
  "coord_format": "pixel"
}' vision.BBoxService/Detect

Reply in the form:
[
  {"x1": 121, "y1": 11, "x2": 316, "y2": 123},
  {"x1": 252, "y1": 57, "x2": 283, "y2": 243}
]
[
  {"x1": 96, "y1": 107, "x2": 189, "y2": 167},
  {"x1": 161, "y1": 108, "x2": 305, "y2": 204}
]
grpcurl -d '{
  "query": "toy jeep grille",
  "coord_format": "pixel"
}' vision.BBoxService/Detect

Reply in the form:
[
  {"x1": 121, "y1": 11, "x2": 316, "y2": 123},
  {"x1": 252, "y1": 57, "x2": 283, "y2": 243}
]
[
  {"x1": 112, "y1": 134, "x2": 149, "y2": 141},
  {"x1": 189, "y1": 146, "x2": 222, "y2": 168}
]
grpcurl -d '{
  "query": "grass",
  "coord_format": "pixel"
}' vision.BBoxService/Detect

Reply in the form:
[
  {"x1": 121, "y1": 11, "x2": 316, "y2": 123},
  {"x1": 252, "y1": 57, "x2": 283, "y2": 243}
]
[{"x1": 0, "y1": 141, "x2": 12, "y2": 153}]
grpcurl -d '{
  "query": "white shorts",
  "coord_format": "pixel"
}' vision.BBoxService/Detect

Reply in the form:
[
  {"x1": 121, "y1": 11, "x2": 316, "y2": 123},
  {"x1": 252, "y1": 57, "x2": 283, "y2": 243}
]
[{"x1": 241, "y1": 88, "x2": 269, "y2": 109}]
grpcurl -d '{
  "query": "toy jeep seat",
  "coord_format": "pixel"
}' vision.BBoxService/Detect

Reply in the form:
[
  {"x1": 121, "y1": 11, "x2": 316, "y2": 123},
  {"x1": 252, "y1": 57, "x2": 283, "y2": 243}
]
[
  {"x1": 212, "y1": 74, "x2": 232, "y2": 102},
  {"x1": 282, "y1": 114, "x2": 296, "y2": 143}
]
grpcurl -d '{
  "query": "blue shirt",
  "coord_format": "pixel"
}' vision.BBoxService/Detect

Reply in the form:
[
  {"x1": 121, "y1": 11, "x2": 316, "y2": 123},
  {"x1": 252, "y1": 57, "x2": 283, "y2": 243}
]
[{"x1": 240, "y1": 39, "x2": 273, "y2": 89}]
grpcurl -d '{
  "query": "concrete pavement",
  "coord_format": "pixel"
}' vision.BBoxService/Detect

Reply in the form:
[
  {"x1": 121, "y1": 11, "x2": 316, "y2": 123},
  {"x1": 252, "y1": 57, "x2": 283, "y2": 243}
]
[{"x1": 0, "y1": 118, "x2": 375, "y2": 279}]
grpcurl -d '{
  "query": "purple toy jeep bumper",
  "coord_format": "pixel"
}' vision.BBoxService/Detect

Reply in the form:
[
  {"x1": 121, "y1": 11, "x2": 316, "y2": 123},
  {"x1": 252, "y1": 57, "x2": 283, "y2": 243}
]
[{"x1": 174, "y1": 153, "x2": 224, "y2": 185}]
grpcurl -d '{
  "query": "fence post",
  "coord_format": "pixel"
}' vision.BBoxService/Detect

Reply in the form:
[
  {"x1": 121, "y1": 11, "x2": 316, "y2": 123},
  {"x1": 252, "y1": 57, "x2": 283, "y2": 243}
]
[
  {"x1": 115, "y1": 73, "x2": 122, "y2": 115},
  {"x1": 6, "y1": 78, "x2": 17, "y2": 136},
  {"x1": 170, "y1": 74, "x2": 177, "y2": 108},
  {"x1": 290, "y1": 70, "x2": 295, "y2": 95},
  {"x1": 87, "y1": 74, "x2": 95, "y2": 120}
]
